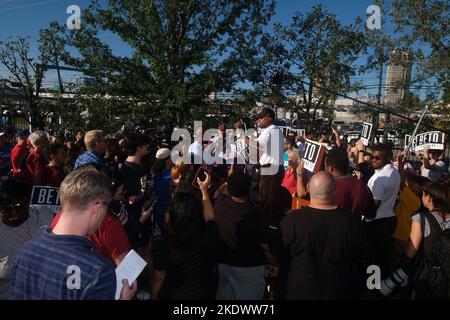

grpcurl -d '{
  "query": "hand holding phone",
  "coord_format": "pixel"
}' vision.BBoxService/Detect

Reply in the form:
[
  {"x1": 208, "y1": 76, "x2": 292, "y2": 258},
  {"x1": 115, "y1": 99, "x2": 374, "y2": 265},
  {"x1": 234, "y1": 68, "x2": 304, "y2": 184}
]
[{"x1": 192, "y1": 166, "x2": 209, "y2": 190}]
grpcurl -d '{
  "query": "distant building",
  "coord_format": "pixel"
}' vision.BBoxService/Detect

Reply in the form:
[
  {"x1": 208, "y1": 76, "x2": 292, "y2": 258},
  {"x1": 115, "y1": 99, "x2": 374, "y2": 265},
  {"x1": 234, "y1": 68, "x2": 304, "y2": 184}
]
[
  {"x1": 384, "y1": 50, "x2": 412, "y2": 107},
  {"x1": 75, "y1": 76, "x2": 96, "y2": 87}
]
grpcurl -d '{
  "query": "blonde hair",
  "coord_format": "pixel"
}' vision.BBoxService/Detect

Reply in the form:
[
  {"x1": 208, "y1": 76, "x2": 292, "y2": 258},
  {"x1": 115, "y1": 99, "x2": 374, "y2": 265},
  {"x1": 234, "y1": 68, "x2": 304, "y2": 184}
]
[
  {"x1": 60, "y1": 167, "x2": 112, "y2": 210},
  {"x1": 84, "y1": 130, "x2": 104, "y2": 151},
  {"x1": 286, "y1": 149, "x2": 301, "y2": 167}
]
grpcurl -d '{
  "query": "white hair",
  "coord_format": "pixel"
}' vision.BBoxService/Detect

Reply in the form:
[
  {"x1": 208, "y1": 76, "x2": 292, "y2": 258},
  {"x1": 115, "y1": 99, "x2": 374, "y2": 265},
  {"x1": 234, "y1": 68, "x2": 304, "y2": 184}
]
[{"x1": 28, "y1": 131, "x2": 48, "y2": 147}]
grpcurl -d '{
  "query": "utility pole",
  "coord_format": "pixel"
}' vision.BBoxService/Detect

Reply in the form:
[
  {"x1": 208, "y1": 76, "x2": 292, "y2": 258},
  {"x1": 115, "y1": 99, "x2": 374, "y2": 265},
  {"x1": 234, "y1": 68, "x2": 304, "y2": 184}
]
[{"x1": 371, "y1": 40, "x2": 383, "y2": 146}]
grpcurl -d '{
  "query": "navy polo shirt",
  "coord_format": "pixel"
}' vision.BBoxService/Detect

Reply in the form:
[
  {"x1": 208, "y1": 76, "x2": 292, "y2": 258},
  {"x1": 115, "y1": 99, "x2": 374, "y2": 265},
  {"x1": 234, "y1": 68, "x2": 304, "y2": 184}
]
[{"x1": 10, "y1": 228, "x2": 116, "y2": 300}]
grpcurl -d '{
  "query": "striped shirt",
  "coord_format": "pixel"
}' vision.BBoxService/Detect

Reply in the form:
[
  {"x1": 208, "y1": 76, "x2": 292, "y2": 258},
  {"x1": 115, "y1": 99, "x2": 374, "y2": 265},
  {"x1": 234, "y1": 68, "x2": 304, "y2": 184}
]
[{"x1": 10, "y1": 228, "x2": 116, "y2": 300}]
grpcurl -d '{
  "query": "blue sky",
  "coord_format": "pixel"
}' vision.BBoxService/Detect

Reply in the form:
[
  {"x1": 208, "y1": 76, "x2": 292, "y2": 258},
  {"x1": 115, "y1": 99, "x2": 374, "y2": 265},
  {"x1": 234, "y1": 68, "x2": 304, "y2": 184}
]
[{"x1": 0, "y1": 0, "x2": 400, "y2": 95}]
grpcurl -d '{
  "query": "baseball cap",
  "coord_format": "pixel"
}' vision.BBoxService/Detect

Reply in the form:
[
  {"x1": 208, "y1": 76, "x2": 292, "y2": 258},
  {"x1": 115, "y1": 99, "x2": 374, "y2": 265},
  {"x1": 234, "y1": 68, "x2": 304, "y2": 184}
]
[
  {"x1": 257, "y1": 107, "x2": 275, "y2": 119},
  {"x1": 156, "y1": 148, "x2": 171, "y2": 160}
]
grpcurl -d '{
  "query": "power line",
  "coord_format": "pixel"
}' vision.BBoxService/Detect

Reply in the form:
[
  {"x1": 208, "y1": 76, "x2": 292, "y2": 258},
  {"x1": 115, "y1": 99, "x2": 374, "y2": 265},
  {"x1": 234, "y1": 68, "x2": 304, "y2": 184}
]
[
  {"x1": 0, "y1": 0, "x2": 61, "y2": 12},
  {"x1": 288, "y1": 80, "x2": 449, "y2": 135}
]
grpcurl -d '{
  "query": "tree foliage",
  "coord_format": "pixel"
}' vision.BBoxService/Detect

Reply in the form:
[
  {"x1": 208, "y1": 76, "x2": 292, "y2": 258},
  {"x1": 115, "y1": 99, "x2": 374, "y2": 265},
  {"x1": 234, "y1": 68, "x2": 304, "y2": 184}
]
[
  {"x1": 238, "y1": 5, "x2": 367, "y2": 132},
  {"x1": 59, "y1": 0, "x2": 275, "y2": 128}
]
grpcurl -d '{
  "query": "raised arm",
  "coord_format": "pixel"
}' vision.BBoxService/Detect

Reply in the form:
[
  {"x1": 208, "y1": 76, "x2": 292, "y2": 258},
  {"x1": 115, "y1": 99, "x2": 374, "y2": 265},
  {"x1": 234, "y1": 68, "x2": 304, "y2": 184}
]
[
  {"x1": 332, "y1": 127, "x2": 341, "y2": 148},
  {"x1": 197, "y1": 172, "x2": 215, "y2": 222},
  {"x1": 397, "y1": 151, "x2": 406, "y2": 190},
  {"x1": 295, "y1": 159, "x2": 308, "y2": 198},
  {"x1": 355, "y1": 139, "x2": 366, "y2": 164}
]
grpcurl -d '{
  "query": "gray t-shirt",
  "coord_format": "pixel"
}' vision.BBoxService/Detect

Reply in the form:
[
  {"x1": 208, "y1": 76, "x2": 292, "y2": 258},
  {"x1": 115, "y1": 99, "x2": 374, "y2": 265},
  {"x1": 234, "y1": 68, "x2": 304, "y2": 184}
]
[
  {"x1": 0, "y1": 207, "x2": 53, "y2": 299},
  {"x1": 412, "y1": 211, "x2": 450, "y2": 238}
]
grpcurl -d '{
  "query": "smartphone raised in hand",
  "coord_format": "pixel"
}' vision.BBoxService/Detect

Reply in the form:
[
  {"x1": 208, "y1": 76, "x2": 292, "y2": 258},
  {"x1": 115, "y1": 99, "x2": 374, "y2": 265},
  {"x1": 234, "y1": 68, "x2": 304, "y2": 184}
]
[{"x1": 192, "y1": 166, "x2": 209, "y2": 189}]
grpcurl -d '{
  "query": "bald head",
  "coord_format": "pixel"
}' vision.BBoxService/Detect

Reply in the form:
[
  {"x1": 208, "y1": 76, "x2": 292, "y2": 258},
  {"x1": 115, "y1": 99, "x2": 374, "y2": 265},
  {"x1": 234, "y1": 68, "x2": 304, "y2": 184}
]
[{"x1": 309, "y1": 171, "x2": 336, "y2": 203}]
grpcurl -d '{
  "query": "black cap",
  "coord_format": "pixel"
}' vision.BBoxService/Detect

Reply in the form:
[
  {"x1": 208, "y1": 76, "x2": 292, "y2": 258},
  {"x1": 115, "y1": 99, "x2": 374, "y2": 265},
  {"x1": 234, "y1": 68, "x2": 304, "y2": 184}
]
[{"x1": 257, "y1": 107, "x2": 275, "y2": 119}]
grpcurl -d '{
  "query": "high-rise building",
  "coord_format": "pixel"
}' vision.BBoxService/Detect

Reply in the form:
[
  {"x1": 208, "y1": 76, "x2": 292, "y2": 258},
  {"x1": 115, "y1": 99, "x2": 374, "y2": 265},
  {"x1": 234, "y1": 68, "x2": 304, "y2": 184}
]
[{"x1": 384, "y1": 50, "x2": 412, "y2": 107}]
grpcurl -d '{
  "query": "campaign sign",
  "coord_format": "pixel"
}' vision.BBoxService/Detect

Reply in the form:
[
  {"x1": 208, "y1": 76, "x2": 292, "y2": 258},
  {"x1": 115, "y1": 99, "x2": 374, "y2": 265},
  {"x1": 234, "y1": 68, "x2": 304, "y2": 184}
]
[
  {"x1": 290, "y1": 128, "x2": 306, "y2": 137},
  {"x1": 235, "y1": 138, "x2": 247, "y2": 153},
  {"x1": 29, "y1": 186, "x2": 60, "y2": 214},
  {"x1": 360, "y1": 122, "x2": 373, "y2": 146},
  {"x1": 405, "y1": 131, "x2": 445, "y2": 152},
  {"x1": 235, "y1": 138, "x2": 249, "y2": 162},
  {"x1": 280, "y1": 126, "x2": 289, "y2": 137},
  {"x1": 280, "y1": 127, "x2": 305, "y2": 137},
  {"x1": 303, "y1": 139, "x2": 326, "y2": 173}
]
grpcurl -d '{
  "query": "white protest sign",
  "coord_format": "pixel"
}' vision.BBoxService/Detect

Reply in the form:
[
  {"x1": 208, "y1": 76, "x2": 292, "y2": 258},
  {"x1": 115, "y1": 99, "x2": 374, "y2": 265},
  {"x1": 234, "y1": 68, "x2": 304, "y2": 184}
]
[
  {"x1": 303, "y1": 139, "x2": 326, "y2": 173},
  {"x1": 405, "y1": 131, "x2": 445, "y2": 152},
  {"x1": 29, "y1": 186, "x2": 60, "y2": 214},
  {"x1": 361, "y1": 122, "x2": 373, "y2": 146},
  {"x1": 235, "y1": 138, "x2": 249, "y2": 163},
  {"x1": 280, "y1": 127, "x2": 305, "y2": 137},
  {"x1": 115, "y1": 249, "x2": 147, "y2": 300}
]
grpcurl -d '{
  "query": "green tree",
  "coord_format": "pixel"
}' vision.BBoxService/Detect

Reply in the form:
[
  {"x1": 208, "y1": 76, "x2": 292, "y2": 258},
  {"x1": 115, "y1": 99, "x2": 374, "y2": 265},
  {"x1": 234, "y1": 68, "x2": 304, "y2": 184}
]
[
  {"x1": 0, "y1": 37, "x2": 49, "y2": 130},
  {"x1": 239, "y1": 5, "x2": 367, "y2": 132},
  {"x1": 390, "y1": 0, "x2": 449, "y2": 123},
  {"x1": 57, "y1": 0, "x2": 275, "y2": 129}
]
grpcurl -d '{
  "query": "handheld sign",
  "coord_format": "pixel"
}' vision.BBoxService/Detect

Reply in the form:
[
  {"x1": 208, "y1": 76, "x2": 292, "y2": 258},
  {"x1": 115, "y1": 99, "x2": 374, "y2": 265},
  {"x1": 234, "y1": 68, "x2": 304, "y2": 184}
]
[
  {"x1": 405, "y1": 135, "x2": 414, "y2": 151},
  {"x1": 289, "y1": 128, "x2": 305, "y2": 137},
  {"x1": 405, "y1": 131, "x2": 445, "y2": 152},
  {"x1": 29, "y1": 186, "x2": 60, "y2": 214},
  {"x1": 302, "y1": 139, "x2": 326, "y2": 173},
  {"x1": 360, "y1": 122, "x2": 373, "y2": 146},
  {"x1": 235, "y1": 138, "x2": 249, "y2": 163},
  {"x1": 279, "y1": 126, "x2": 289, "y2": 137},
  {"x1": 115, "y1": 249, "x2": 147, "y2": 300},
  {"x1": 404, "y1": 105, "x2": 429, "y2": 154},
  {"x1": 235, "y1": 138, "x2": 247, "y2": 153},
  {"x1": 280, "y1": 127, "x2": 305, "y2": 137}
]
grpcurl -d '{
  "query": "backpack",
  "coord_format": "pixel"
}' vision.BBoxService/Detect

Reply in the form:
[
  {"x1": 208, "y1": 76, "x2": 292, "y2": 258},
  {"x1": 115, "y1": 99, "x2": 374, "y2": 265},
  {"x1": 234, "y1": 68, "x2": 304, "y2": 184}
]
[{"x1": 417, "y1": 211, "x2": 450, "y2": 298}]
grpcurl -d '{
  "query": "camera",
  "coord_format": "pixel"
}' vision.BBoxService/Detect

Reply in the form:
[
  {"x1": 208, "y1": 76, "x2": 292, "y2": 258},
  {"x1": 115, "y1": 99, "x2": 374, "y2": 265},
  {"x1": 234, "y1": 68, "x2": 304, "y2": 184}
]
[{"x1": 379, "y1": 267, "x2": 409, "y2": 296}]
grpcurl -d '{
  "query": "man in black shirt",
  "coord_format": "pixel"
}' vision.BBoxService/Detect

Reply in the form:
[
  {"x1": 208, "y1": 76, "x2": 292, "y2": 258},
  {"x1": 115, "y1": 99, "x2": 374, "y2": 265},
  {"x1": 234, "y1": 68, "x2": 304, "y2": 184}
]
[
  {"x1": 214, "y1": 171, "x2": 278, "y2": 300},
  {"x1": 120, "y1": 133, "x2": 151, "y2": 248},
  {"x1": 280, "y1": 171, "x2": 365, "y2": 300}
]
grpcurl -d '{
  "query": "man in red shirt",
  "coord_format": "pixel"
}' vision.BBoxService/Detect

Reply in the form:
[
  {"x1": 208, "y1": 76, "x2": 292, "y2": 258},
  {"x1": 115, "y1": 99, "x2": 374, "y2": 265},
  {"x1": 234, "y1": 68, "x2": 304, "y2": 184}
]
[
  {"x1": 42, "y1": 144, "x2": 67, "y2": 187},
  {"x1": 324, "y1": 148, "x2": 376, "y2": 219},
  {"x1": 50, "y1": 210, "x2": 131, "y2": 266},
  {"x1": 10, "y1": 132, "x2": 29, "y2": 181},
  {"x1": 25, "y1": 131, "x2": 49, "y2": 186}
]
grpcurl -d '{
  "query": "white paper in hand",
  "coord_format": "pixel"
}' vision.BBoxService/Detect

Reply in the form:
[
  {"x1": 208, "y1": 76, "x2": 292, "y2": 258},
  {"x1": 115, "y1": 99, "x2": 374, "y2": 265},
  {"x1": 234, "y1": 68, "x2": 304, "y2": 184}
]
[{"x1": 115, "y1": 249, "x2": 147, "y2": 300}]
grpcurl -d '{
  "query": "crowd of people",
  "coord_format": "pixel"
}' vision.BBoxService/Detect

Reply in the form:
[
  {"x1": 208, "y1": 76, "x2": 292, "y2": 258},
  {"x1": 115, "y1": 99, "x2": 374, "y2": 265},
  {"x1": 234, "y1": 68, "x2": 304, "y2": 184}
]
[{"x1": 0, "y1": 106, "x2": 449, "y2": 300}]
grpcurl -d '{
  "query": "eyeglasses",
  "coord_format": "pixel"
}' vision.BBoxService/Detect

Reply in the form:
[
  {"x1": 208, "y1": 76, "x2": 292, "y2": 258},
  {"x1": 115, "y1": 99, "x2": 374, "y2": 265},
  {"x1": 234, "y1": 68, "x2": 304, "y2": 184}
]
[{"x1": 370, "y1": 155, "x2": 382, "y2": 161}]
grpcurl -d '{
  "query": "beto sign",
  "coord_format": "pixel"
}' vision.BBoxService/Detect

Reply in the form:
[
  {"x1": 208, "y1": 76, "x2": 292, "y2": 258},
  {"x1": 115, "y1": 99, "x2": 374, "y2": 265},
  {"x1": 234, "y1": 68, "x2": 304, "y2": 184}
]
[
  {"x1": 361, "y1": 122, "x2": 373, "y2": 146},
  {"x1": 405, "y1": 131, "x2": 446, "y2": 152},
  {"x1": 29, "y1": 186, "x2": 60, "y2": 214},
  {"x1": 302, "y1": 139, "x2": 326, "y2": 173}
]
